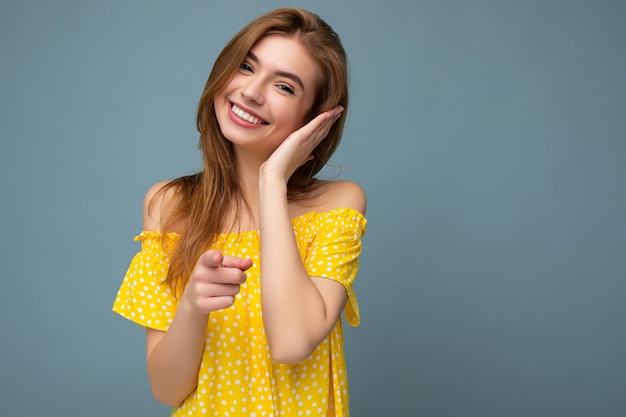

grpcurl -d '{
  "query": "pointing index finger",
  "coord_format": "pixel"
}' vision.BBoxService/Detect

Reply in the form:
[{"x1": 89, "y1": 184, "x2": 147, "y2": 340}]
[{"x1": 221, "y1": 255, "x2": 253, "y2": 271}]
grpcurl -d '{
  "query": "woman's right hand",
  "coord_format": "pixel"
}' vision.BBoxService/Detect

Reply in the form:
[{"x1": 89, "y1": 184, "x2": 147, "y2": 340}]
[
  {"x1": 180, "y1": 250, "x2": 252, "y2": 314},
  {"x1": 147, "y1": 250, "x2": 252, "y2": 406}
]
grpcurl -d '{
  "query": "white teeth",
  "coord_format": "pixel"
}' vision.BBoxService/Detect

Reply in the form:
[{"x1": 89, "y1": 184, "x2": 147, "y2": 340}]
[{"x1": 231, "y1": 104, "x2": 265, "y2": 125}]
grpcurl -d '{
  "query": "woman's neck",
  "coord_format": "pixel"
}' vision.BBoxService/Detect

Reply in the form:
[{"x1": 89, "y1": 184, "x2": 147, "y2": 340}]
[{"x1": 224, "y1": 151, "x2": 263, "y2": 232}]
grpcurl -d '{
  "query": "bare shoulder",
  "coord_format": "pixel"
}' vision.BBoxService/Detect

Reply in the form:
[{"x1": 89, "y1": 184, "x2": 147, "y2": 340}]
[
  {"x1": 142, "y1": 180, "x2": 180, "y2": 231},
  {"x1": 314, "y1": 180, "x2": 367, "y2": 215}
]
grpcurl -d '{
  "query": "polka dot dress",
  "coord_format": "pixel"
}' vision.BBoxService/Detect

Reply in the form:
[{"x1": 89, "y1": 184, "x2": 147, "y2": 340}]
[{"x1": 113, "y1": 208, "x2": 366, "y2": 417}]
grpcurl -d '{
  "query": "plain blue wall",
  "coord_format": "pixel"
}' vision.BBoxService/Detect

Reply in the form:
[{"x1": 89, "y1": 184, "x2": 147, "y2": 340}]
[{"x1": 1, "y1": 1, "x2": 625, "y2": 416}]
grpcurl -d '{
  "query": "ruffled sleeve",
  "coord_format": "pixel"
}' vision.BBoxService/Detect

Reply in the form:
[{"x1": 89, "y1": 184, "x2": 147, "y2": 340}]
[
  {"x1": 112, "y1": 231, "x2": 179, "y2": 331},
  {"x1": 301, "y1": 208, "x2": 367, "y2": 326}
]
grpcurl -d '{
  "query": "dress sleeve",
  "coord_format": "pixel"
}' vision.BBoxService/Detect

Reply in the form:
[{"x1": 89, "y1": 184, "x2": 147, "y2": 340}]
[
  {"x1": 303, "y1": 208, "x2": 367, "y2": 326},
  {"x1": 112, "y1": 231, "x2": 179, "y2": 331}
]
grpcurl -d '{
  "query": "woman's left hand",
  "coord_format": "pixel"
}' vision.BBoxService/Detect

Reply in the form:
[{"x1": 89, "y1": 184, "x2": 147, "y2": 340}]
[{"x1": 260, "y1": 106, "x2": 343, "y2": 182}]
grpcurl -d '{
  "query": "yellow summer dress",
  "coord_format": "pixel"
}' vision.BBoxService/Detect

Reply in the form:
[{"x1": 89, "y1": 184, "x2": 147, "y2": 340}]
[{"x1": 113, "y1": 208, "x2": 366, "y2": 417}]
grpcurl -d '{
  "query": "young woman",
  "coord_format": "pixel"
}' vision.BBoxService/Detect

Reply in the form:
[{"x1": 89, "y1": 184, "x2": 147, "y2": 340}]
[{"x1": 113, "y1": 8, "x2": 366, "y2": 417}]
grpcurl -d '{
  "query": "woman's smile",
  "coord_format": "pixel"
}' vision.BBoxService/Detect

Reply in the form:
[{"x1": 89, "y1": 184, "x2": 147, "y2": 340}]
[{"x1": 229, "y1": 101, "x2": 268, "y2": 126}]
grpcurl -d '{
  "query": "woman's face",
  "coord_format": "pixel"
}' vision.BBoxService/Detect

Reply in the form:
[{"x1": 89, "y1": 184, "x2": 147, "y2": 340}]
[{"x1": 214, "y1": 34, "x2": 319, "y2": 160}]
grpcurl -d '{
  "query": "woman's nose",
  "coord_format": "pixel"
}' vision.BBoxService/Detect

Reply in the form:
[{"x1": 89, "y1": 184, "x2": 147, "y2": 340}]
[{"x1": 240, "y1": 79, "x2": 264, "y2": 105}]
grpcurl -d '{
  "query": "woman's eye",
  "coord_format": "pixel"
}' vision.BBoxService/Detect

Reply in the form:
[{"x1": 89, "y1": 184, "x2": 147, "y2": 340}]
[
  {"x1": 278, "y1": 84, "x2": 295, "y2": 95},
  {"x1": 240, "y1": 62, "x2": 253, "y2": 72}
]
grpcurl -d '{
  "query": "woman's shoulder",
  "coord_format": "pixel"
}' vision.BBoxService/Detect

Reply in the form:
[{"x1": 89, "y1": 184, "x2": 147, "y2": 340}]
[
  {"x1": 294, "y1": 180, "x2": 366, "y2": 217},
  {"x1": 324, "y1": 180, "x2": 366, "y2": 214},
  {"x1": 142, "y1": 180, "x2": 182, "y2": 232}
]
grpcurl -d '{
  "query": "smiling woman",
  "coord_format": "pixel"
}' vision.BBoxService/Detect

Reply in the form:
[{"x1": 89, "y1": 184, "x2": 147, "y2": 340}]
[
  {"x1": 112, "y1": 7, "x2": 366, "y2": 417},
  {"x1": 215, "y1": 34, "x2": 319, "y2": 158}
]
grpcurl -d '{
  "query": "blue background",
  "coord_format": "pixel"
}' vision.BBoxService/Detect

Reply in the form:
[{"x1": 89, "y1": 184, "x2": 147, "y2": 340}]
[{"x1": 1, "y1": 1, "x2": 625, "y2": 416}]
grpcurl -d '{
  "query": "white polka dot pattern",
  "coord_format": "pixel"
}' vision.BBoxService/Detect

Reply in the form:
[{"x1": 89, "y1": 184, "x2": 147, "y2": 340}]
[{"x1": 112, "y1": 208, "x2": 366, "y2": 417}]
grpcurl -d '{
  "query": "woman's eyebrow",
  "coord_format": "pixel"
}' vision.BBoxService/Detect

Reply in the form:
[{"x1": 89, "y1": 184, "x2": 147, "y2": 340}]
[{"x1": 246, "y1": 51, "x2": 305, "y2": 90}]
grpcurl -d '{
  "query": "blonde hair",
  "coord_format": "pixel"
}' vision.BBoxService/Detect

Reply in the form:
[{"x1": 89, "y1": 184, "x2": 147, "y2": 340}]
[{"x1": 160, "y1": 8, "x2": 349, "y2": 294}]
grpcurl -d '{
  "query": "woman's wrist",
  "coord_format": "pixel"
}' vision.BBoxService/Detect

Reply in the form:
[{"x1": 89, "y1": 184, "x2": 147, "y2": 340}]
[{"x1": 258, "y1": 168, "x2": 288, "y2": 194}]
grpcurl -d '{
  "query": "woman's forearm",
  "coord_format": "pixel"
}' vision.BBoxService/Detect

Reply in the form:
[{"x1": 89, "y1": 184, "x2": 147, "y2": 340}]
[
  {"x1": 146, "y1": 305, "x2": 209, "y2": 407},
  {"x1": 259, "y1": 174, "x2": 342, "y2": 364}
]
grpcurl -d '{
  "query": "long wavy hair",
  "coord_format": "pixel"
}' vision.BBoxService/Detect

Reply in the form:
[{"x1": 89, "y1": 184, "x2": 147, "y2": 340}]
[{"x1": 157, "y1": 8, "x2": 349, "y2": 295}]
